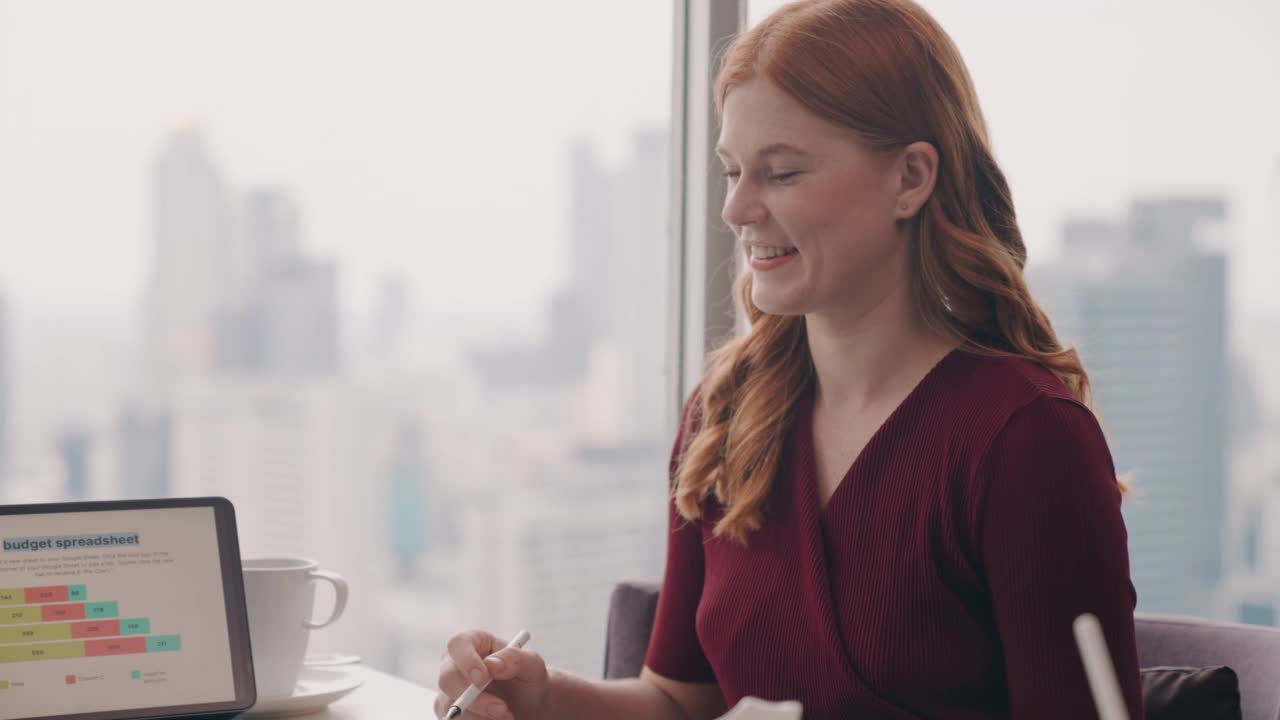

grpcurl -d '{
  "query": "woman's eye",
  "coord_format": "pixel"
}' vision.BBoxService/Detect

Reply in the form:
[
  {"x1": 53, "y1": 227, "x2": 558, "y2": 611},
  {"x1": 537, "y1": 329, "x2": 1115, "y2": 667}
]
[
  {"x1": 769, "y1": 171, "x2": 800, "y2": 182},
  {"x1": 721, "y1": 169, "x2": 740, "y2": 180}
]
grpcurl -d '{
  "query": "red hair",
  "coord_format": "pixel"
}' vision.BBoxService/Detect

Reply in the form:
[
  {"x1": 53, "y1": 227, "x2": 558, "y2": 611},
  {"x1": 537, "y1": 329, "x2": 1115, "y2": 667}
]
[{"x1": 675, "y1": 0, "x2": 1099, "y2": 544}]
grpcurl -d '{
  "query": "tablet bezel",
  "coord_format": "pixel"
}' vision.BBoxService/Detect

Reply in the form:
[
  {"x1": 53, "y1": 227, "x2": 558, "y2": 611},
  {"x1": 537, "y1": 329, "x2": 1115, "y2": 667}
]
[{"x1": 0, "y1": 496, "x2": 257, "y2": 720}]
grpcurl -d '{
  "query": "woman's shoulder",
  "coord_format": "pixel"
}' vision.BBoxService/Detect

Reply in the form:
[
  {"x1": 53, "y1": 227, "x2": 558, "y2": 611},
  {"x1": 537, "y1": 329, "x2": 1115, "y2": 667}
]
[
  {"x1": 940, "y1": 352, "x2": 1118, "y2": 535},
  {"x1": 947, "y1": 348, "x2": 1078, "y2": 406},
  {"x1": 935, "y1": 350, "x2": 1104, "y2": 468}
]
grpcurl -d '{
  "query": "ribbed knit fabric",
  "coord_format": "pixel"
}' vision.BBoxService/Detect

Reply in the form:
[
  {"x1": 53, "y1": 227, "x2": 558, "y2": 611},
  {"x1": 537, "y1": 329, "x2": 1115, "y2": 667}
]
[{"x1": 645, "y1": 348, "x2": 1143, "y2": 719}]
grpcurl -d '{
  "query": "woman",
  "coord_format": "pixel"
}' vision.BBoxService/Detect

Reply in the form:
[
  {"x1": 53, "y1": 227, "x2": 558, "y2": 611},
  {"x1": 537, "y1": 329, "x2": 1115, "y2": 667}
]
[{"x1": 436, "y1": 0, "x2": 1142, "y2": 718}]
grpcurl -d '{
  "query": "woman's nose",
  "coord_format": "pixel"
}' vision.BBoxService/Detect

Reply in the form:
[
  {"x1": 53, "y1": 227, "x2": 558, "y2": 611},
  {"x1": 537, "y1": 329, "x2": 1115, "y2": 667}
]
[{"x1": 722, "y1": 181, "x2": 767, "y2": 230}]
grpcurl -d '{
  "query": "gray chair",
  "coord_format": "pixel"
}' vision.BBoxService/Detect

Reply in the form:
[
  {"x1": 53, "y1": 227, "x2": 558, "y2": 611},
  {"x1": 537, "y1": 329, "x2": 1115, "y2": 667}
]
[{"x1": 605, "y1": 581, "x2": 1280, "y2": 720}]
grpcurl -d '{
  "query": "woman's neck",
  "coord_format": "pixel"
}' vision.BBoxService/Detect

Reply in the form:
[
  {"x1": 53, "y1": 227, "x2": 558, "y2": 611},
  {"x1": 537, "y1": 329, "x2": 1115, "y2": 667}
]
[{"x1": 805, "y1": 283, "x2": 954, "y2": 413}]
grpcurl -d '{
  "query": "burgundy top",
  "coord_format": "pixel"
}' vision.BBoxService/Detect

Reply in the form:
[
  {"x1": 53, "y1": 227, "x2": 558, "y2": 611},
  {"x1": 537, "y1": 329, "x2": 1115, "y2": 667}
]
[{"x1": 645, "y1": 348, "x2": 1143, "y2": 719}]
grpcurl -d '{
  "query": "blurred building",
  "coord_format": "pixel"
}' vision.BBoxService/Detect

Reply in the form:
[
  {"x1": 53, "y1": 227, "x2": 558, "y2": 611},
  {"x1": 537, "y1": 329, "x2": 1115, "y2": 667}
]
[
  {"x1": 451, "y1": 470, "x2": 666, "y2": 679},
  {"x1": 57, "y1": 428, "x2": 91, "y2": 501},
  {"x1": 1217, "y1": 439, "x2": 1280, "y2": 625},
  {"x1": 1216, "y1": 308, "x2": 1280, "y2": 626},
  {"x1": 117, "y1": 409, "x2": 172, "y2": 499},
  {"x1": 444, "y1": 130, "x2": 673, "y2": 676},
  {"x1": 218, "y1": 188, "x2": 339, "y2": 374},
  {"x1": 472, "y1": 129, "x2": 670, "y2": 449},
  {"x1": 167, "y1": 376, "x2": 397, "y2": 663},
  {"x1": 1032, "y1": 196, "x2": 1229, "y2": 616},
  {"x1": 144, "y1": 128, "x2": 239, "y2": 384},
  {"x1": 388, "y1": 418, "x2": 429, "y2": 582}
]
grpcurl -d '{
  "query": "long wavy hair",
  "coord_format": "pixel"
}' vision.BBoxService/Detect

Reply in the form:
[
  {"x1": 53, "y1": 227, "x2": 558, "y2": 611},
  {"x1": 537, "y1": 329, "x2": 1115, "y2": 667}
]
[{"x1": 674, "y1": 0, "x2": 1101, "y2": 544}]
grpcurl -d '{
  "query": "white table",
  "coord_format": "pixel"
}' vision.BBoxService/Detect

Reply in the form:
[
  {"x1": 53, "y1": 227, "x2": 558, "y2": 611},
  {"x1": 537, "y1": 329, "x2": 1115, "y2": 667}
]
[{"x1": 285, "y1": 666, "x2": 437, "y2": 719}]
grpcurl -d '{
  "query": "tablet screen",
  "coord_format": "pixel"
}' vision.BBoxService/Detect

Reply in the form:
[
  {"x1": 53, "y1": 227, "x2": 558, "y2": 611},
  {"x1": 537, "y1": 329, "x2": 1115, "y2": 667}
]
[{"x1": 0, "y1": 504, "x2": 245, "y2": 720}]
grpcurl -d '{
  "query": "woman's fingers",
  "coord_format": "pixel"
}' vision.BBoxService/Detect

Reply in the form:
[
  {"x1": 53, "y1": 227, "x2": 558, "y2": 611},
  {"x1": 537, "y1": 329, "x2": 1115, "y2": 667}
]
[
  {"x1": 437, "y1": 657, "x2": 512, "y2": 719},
  {"x1": 483, "y1": 647, "x2": 548, "y2": 684},
  {"x1": 446, "y1": 629, "x2": 502, "y2": 687}
]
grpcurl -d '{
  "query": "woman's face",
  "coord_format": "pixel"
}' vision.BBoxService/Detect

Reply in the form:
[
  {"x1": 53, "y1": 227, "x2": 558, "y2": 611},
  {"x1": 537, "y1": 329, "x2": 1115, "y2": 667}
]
[{"x1": 718, "y1": 76, "x2": 929, "y2": 319}]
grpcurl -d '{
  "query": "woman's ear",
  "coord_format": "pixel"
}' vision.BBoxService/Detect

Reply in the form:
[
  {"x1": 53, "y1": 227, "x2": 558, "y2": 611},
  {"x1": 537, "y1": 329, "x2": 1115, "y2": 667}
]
[{"x1": 894, "y1": 141, "x2": 939, "y2": 218}]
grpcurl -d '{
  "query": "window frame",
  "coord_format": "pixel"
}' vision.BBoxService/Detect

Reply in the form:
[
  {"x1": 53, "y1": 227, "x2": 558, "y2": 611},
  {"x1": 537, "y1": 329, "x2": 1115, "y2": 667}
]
[{"x1": 666, "y1": 0, "x2": 747, "y2": 439}]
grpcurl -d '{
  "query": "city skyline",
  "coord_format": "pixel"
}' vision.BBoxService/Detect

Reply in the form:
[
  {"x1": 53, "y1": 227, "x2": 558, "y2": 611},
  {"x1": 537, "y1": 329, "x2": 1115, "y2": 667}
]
[
  {"x1": 3, "y1": 2, "x2": 1280, "y2": 320},
  {"x1": 0, "y1": 120, "x2": 678, "y2": 678}
]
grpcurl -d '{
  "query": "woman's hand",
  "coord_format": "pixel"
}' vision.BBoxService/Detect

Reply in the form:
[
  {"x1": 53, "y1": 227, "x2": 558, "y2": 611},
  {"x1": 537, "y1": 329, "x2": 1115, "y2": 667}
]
[{"x1": 435, "y1": 629, "x2": 553, "y2": 720}]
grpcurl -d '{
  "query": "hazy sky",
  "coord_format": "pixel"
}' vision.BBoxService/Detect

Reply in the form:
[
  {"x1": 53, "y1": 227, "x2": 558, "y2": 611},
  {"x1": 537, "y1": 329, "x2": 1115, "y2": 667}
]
[
  {"x1": 0, "y1": 0, "x2": 673, "y2": 322},
  {"x1": 1, "y1": 0, "x2": 1278, "y2": 326}
]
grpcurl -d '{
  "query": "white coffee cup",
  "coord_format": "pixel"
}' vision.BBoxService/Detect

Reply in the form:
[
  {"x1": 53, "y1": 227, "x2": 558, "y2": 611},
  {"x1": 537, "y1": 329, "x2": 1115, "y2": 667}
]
[{"x1": 242, "y1": 558, "x2": 349, "y2": 698}]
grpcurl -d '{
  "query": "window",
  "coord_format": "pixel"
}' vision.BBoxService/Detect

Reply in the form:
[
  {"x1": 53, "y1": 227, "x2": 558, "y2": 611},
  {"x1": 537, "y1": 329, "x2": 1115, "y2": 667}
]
[{"x1": 0, "y1": 1, "x2": 676, "y2": 681}]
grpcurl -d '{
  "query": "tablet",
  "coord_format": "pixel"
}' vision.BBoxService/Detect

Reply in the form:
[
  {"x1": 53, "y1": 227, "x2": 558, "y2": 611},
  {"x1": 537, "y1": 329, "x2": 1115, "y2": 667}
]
[{"x1": 0, "y1": 497, "x2": 256, "y2": 720}]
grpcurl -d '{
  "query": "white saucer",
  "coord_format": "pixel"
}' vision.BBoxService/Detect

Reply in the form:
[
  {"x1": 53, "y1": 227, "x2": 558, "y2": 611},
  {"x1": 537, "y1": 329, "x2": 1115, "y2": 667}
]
[{"x1": 242, "y1": 667, "x2": 364, "y2": 718}]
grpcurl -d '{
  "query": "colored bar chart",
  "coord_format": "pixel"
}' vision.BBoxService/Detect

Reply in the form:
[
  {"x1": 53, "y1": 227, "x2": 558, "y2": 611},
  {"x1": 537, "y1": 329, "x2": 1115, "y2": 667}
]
[
  {"x1": 1, "y1": 602, "x2": 116, "y2": 626},
  {"x1": 1, "y1": 585, "x2": 87, "y2": 606},
  {"x1": 0, "y1": 584, "x2": 181, "y2": 665}
]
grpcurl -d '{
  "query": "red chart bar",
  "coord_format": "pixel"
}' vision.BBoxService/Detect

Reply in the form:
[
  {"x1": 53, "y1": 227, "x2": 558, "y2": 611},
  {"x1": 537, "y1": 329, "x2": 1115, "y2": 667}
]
[
  {"x1": 24, "y1": 586, "x2": 69, "y2": 604},
  {"x1": 71, "y1": 620, "x2": 121, "y2": 639},
  {"x1": 42, "y1": 604, "x2": 87, "y2": 622},
  {"x1": 85, "y1": 637, "x2": 147, "y2": 657}
]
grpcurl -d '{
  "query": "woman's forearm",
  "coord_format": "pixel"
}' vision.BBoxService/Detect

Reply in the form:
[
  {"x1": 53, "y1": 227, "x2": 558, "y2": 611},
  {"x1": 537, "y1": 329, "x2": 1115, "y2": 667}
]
[{"x1": 544, "y1": 670, "x2": 691, "y2": 720}]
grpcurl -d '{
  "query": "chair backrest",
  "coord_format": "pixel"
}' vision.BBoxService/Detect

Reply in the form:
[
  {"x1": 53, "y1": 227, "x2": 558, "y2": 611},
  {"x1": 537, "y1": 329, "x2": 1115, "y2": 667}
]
[
  {"x1": 1136, "y1": 613, "x2": 1280, "y2": 720},
  {"x1": 605, "y1": 582, "x2": 1280, "y2": 720},
  {"x1": 604, "y1": 581, "x2": 662, "y2": 680}
]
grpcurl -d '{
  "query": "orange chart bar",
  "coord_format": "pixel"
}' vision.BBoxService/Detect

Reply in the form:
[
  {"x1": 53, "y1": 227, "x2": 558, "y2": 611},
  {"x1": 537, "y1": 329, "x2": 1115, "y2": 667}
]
[
  {"x1": 84, "y1": 637, "x2": 147, "y2": 657},
  {"x1": 23, "y1": 586, "x2": 69, "y2": 604},
  {"x1": 71, "y1": 620, "x2": 121, "y2": 639},
  {"x1": 42, "y1": 603, "x2": 87, "y2": 622}
]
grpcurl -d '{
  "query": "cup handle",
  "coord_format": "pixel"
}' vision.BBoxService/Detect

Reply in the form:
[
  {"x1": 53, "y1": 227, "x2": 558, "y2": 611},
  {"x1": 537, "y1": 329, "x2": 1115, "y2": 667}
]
[{"x1": 304, "y1": 570, "x2": 349, "y2": 629}]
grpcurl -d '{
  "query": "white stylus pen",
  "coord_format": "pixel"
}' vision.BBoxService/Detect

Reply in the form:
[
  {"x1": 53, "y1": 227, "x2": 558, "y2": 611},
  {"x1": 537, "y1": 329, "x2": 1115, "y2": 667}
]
[
  {"x1": 1072, "y1": 614, "x2": 1130, "y2": 720},
  {"x1": 446, "y1": 630, "x2": 532, "y2": 720}
]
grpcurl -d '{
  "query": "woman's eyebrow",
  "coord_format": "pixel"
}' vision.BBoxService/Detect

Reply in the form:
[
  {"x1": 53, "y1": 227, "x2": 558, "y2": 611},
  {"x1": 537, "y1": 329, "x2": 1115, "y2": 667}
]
[{"x1": 714, "y1": 142, "x2": 812, "y2": 161}]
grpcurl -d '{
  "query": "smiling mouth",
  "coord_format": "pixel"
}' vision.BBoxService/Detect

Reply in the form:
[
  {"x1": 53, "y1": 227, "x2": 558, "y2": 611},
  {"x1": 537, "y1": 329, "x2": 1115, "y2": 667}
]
[{"x1": 748, "y1": 245, "x2": 798, "y2": 260}]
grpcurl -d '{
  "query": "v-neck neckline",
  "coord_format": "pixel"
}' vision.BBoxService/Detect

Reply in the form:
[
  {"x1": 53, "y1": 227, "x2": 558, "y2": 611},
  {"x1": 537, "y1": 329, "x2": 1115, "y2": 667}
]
[
  {"x1": 801, "y1": 346, "x2": 962, "y2": 517},
  {"x1": 785, "y1": 346, "x2": 964, "y2": 697}
]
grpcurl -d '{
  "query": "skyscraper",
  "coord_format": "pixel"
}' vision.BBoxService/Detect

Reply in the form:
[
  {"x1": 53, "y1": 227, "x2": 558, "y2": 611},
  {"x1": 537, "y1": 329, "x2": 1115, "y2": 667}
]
[
  {"x1": 57, "y1": 429, "x2": 92, "y2": 501},
  {"x1": 167, "y1": 377, "x2": 395, "y2": 663},
  {"x1": 452, "y1": 470, "x2": 667, "y2": 678},
  {"x1": 1032, "y1": 197, "x2": 1229, "y2": 616},
  {"x1": 482, "y1": 130, "x2": 670, "y2": 445},
  {"x1": 117, "y1": 409, "x2": 172, "y2": 499},
  {"x1": 144, "y1": 128, "x2": 239, "y2": 384},
  {"x1": 475, "y1": 128, "x2": 669, "y2": 435},
  {"x1": 217, "y1": 188, "x2": 339, "y2": 374},
  {"x1": 388, "y1": 418, "x2": 429, "y2": 582}
]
